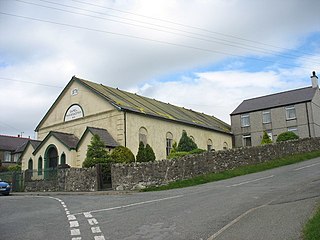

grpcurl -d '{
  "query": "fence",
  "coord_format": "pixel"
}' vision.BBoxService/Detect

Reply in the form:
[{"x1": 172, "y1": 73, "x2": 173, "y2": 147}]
[{"x1": 0, "y1": 171, "x2": 24, "y2": 192}]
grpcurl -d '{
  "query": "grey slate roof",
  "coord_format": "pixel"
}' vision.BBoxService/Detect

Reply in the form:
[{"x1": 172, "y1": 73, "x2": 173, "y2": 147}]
[
  {"x1": 0, "y1": 135, "x2": 30, "y2": 151},
  {"x1": 14, "y1": 140, "x2": 41, "y2": 153},
  {"x1": 50, "y1": 132, "x2": 79, "y2": 149},
  {"x1": 86, "y1": 127, "x2": 119, "y2": 148},
  {"x1": 231, "y1": 87, "x2": 317, "y2": 115}
]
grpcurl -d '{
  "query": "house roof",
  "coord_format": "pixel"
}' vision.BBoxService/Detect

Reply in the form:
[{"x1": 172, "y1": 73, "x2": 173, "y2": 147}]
[
  {"x1": 33, "y1": 131, "x2": 79, "y2": 154},
  {"x1": 231, "y1": 87, "x2": 317, "y2": 115},
  {"x1": 14, "y1": 140, "x2": 41, "y2": 154},
  {"x1": 75, "y1": 77, "x2": 231, "y2": 134},
  {"x1": 0, "y1": 135, "x2": 30, "y2": 152},
  {"x1": 86, "y1": 127, "x2": 119, "y2": 148}
]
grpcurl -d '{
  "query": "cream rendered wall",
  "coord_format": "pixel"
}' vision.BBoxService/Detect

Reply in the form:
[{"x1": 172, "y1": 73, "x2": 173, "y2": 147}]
[
  {"x1": 21, "y1": 144, "x2": 35, "y2": 171},
  {"x1": 37, "y1": 80, "x2": 120, "y2": 140},
  {"x1": 125, "y1": 112, "x2": 232, "y2": 160}
]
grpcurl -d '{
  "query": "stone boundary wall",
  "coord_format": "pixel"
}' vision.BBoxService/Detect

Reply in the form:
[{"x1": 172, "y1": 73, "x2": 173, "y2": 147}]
[
  {"x1": 111, "y1": 138, "x2": 320, "y2": 190},
  {"x1": 24, "y1": 167, "x2": 98, "y2": 192}
]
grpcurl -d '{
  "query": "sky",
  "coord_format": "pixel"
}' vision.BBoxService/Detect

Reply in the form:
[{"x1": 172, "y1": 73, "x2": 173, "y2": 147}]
[{"x1": 0, "y1": 0, "x2": 320, "y2": 139}]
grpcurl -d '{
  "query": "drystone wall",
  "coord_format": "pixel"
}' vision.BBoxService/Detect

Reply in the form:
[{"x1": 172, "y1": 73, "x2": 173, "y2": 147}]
[
  {"x1": 111, "y1": 137, "x2": 320, "y2": 190},
  {"x1": 24, "y1": 167, "x2": 98, "y2": 192}
]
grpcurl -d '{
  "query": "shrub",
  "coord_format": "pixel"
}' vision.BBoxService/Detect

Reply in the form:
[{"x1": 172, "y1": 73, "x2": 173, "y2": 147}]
[
  {"x1": 111, "y1": 146, "x2": 135, "y2": 164},
  {"x1": 145, "y1": 144, "x2": 156, "y2": 162},
  {"x1": 136, "y1": 141, "x2": 147, "y2": 162},
  {"x1": 8, "y1": 164, "x2": 21, "y2": 172},
  {"x1": 276, "y1": 131, "x2": 299, "y2": 143},
  {"x1": 83, "y1": 134, "x2": 111, "y2": 168},
  {"x1": 0, "y1": 165, "x2": 8, "y2": 172},
  {"x1": 177, "y1": 130, "x2": 198, "y2": 152},
  {"x1": 261, "y1": 131, "x2": 272, "y2": 145}
]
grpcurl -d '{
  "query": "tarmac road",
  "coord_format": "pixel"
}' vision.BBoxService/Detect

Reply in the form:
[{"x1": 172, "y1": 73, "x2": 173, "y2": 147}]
[{"x1": 1, "y1": 157, "x2": 320, "y2": 240}]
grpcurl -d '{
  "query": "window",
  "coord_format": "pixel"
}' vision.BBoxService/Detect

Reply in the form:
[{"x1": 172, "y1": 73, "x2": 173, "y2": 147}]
[
  {"x1": 223, "y1": 142, "x2": 228, "y2": 150},
  {"x1": 262, "y1": 110, "x2": 271, "y2": 124},
  {"x1": 3, "y1": 151, "x2": 11, "y2": 162},
  {"x1": 241, "y1": 114, "x2": 250, "y2": 127},
  {"x1": 38, "y1": 157, "x2": 43, "y2": 176},
  {"x1": 139, "y1": 127, "x2": 148, "y2": 146},
  {"x1": 166, "y1": 132, "x2": 173, "y2": 156},
  {"x1": 243, "y1": 134, "x2": 252, "y2": 147},
  {"x1": 13, "y1": 153, "x2": 21, "y2": 162},
  {"x1": 285, "y1": 106, "x2": 296, "y2": 120},
  {"x1": 266, "y1": 130, "x2": 273, "y2": 141},
  {"x1": 60, "y1": 153, "x2": 66, "y2": 165},
  {"x1": 288, "y1": 127, "x2": 298, "y2": 136},
  {"x1": 207, "y1": 139, "x2": 213, "y2": 151},
  {"x1": 28, "y1": 159, "x2": 33, "y2": 177}
]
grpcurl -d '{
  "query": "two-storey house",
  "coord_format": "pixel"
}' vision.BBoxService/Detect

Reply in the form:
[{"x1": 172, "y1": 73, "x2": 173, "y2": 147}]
[{"x1": 230, "y1": 72, "x2": 320, "y2": 147}]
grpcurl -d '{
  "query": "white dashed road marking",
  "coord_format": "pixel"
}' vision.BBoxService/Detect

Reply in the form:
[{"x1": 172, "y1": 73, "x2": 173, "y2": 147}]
[
  {"x1": 226, "y1": 175, "x2": 274, "y2": 187},
  {"x1": 294, "y1": 162, "x2": 320, "y2": 171}
]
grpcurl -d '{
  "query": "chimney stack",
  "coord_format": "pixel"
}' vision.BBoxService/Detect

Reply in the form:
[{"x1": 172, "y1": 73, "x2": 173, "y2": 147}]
[{"x1": 311, "y1": 71, "x2": 318, "y2": 88}]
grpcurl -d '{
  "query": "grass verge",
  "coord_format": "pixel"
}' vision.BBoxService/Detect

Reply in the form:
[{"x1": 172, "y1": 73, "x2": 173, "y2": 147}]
[
  {"x1": 303, "y1": 204, "x2": 320, "y2": 240},
  {"x1": 142, "y1": 150, "x2": 320, "y2": 192}
]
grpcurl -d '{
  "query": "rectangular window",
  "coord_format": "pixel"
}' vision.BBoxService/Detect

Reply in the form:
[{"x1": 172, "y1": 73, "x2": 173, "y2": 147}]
[
  {"x1": 262, "y1": 110, "x2": 271, "y2": 124},
  {"x1": 285, "y1": 106, "x2": 296, "y2": 120},
  {"x1": 288, "y1": 127, "x2": 298, "y2": 136},
  {"x1": 4, "y1": 151, "x2": 11, "y2": 162},
  {"x1": 241, "y1": 114, "x2": 250, "y2": 127},
  {"x1": 243, "y1": 135, "x2": 252, "y2": 147},
  {"x1": 166, "y1": 138, "x2": 172, "y2": 156}
]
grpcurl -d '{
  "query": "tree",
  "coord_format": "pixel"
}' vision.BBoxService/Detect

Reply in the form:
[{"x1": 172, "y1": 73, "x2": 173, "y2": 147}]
[
  {"x1": 111, "y1": 146, "x2": 135, "y2": 164},
  {"x1": 136, "y1": 141, "x2": 147, "y2": 162},
  {"x1": 276, "y1": 131, "x2": 299, "y2": 142},
  {"x1": 177, "y1": 130, "x2": 198, "y2": 152},
  {"x1": 261, "y1": 131, "x2": 272, "y2": 145},
  {"x1": 82, "y1": 134, "x2": 110, "y2": 168},
  {"x1": 145, "y1": 144, "x2": 156, "y2": 162}
]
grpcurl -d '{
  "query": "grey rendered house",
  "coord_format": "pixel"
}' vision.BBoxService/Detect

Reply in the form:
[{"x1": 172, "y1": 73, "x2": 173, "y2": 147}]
[{"x1": 230, "y1": 72, "x2": 320, "y2": 147}]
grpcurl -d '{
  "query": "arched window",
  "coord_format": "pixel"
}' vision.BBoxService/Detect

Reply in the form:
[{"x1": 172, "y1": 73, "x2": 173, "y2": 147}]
[
  {"x1": 38, "y1": 157, "x2": 43, "y2": 175},
  {"x1": 28, "y1": 158, "x2": 33, "y2": 177},
  {"x1": 207, "y1": 139, "x2": 213, "y2": 151},
  {"x1": 190, "y1": 136, "x2": 195, "y2": 142},
  {"x1": 139, "y1": 127, "x2": 148, "y2": 146},
  {"x1": 166, "y1": 132, "x2": 173, "y2": 157},
  {"x1": 60, "y1": 153, "x2": 66, "y2": 165},
  {"x1": 223, "y1": 142, "x2": 229, "y2": 150}
]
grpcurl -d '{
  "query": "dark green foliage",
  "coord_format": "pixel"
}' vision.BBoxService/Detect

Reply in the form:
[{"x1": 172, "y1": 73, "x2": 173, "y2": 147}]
[
  {"x1": 303, "y1": 203, "x2": 320, "y2": 240},
  {"x1": 136, "y1": 141, "x2": 146, "y2": 162},
  {"x1": 83, "y1": 134, "x2": 111, "y2": 168},
  {"x1": 145, "y1": 144, "x2": 156, "y2": 162},
  {"x1": 111, "y1": 146, "x2": 135, "y2": 164},
  {"x1": 8, "y1": 164, "x2": 21, "y2": 172},
  {"x1": 261, "y1": 131, "x2": 272, "y2": 145},
  {"x1": 177, "y1": 130, "x2": 198, "y2": 152},
  {"x1": 276, "y1": 131, "x2": 299, "y2": 142},
  {"x1": 136, "y1": 142, "x2": 156, "y2": 162},
  {"x1": 168, "y1": 148, "x2": 206, "y2": 159}
]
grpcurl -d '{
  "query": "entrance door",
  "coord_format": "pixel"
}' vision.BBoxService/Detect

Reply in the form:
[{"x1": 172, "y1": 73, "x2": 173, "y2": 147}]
[{"x1": 47, "y1": 147, "x2": 58, "y2": 169}]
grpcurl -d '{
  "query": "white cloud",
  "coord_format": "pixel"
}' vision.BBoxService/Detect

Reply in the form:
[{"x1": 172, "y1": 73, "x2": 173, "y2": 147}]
[{"x1": 0, "y1": 0, "x2": 320, "y2": 136}]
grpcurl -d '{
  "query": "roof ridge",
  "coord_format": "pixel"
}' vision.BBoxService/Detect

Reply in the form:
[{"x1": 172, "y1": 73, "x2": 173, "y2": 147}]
[
  {"x1": 243, "y1": 86, "x2": 313, "y2": 102},
  {"x1": 0, "y1": 134, "x2": 31, "y2": 140}
]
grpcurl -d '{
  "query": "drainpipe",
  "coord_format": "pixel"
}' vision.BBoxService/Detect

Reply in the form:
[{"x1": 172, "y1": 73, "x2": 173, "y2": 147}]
[
  {"x1": 124, "y1": 111, "x2": 127, "y2": 147},
  {"x1": 305, "y1": 102, "x2": 311, "y2": 137}
]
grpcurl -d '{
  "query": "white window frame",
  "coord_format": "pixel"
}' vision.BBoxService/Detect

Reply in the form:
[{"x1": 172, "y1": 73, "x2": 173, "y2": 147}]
[
  {"x1": 241, "y1": 114, "x2": 250, "y2": 127},
  {"x1": 288, "y1": 127, "x2": 298, "y2": 136},
  {"x1": 4, "y1": 151, "x2": 11, "y2": 162},
  {"x1": 266, "y1": 130, "x2": 273, "y2": 141},
  {"x1": 262, "y1": 110, "x2": 271, "y2": 124},
  {"x1": 285, "y1": 106, "x2": 296, "y2": 120},
  {"x1": 242, "y1": 134, "x2": 252, "y2": 147}
]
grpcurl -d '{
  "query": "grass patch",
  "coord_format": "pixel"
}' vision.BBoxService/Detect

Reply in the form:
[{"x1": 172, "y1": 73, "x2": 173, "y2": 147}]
[
  {"x1": 303, "y1": 204, "x2": 320, "y2": 240},
  {"x1": 142, "y1": 150, "x2": 320, "y2": 192}
]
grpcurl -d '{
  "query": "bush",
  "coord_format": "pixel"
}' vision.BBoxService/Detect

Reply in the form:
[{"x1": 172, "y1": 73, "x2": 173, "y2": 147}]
[
  {"x1": 136, "y1": 141, "x2": 147, "y2": 162},
  {"x1": 8, "y1": 164, "x2": 21, "y2": 172},
  {"x1": 276, "y1": 131, "x2": 299, "y2": 142},
  {"x1": 136, "y1": 142, "x2": 156, "y2": 162},
  {"x1": 0, "y1": 165, "x2": 8, "y2": 172},
  {"x1": 111, "y1": 146, "x2": 135, "y2": 164},
  {"x1": 177, "y1": 130, "x2": 198, "y2": 152},
  {"x1": 261, "y1": 131, "x2": 272, "y2": 145},
  {"x1": 145, "y1": 144, "x2": 156, "y2": 162},
  {"x1": 168, "y1": 148, "x2": 206, "y2": 159},
  {"x1": 83, "y1": 134, "x2": 111, "y2": 168}
]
